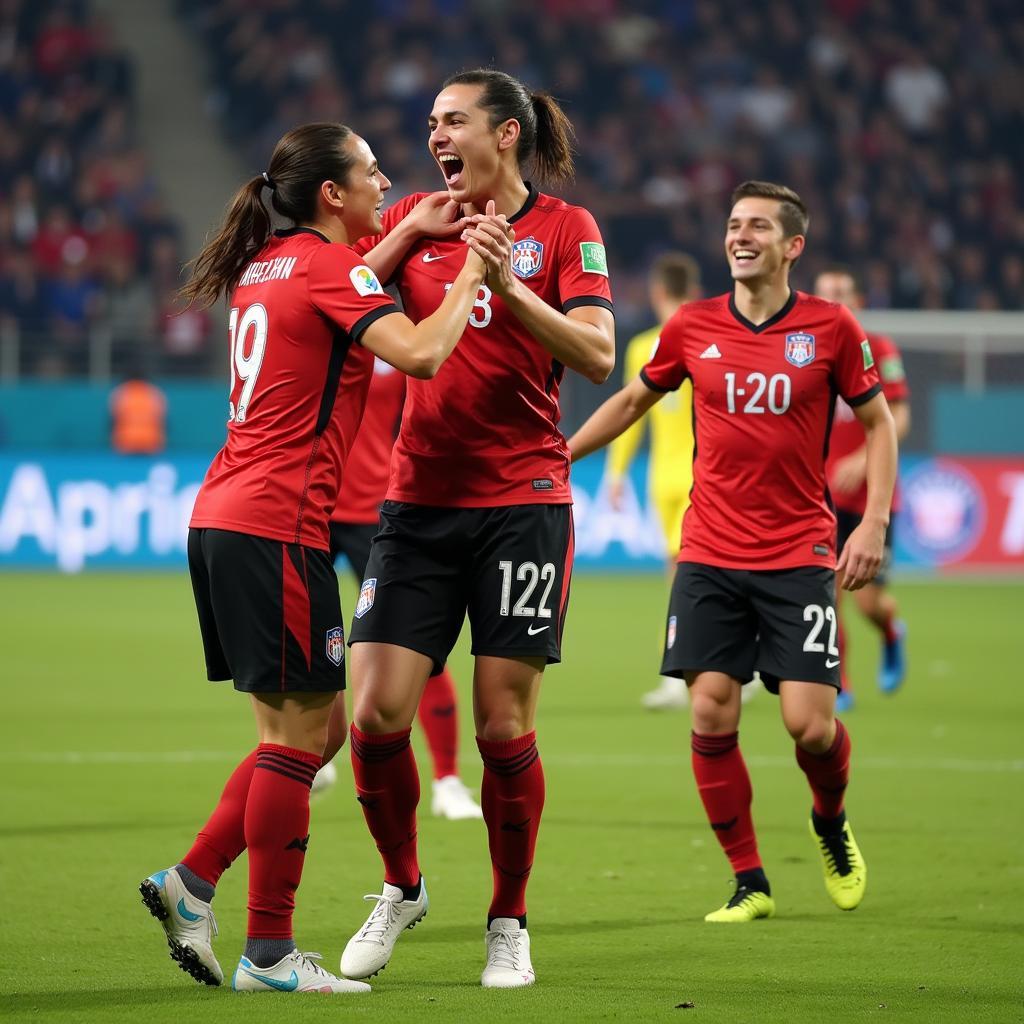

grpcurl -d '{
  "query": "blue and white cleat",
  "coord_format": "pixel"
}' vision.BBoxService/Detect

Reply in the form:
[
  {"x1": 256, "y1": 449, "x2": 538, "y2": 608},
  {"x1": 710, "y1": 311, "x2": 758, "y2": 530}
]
[
  {"x1": 835, "y1": 689, "x2": 855, "y2": 713},
  {"x1": 140, "y1": 867, "x2": 222, "y2": 986},
  {"x1": 232, "y1": 950, "x2": 370, "y2": 994},
  {"x1": 879, "y1": 620, "x2": 907, "y2": 693}
]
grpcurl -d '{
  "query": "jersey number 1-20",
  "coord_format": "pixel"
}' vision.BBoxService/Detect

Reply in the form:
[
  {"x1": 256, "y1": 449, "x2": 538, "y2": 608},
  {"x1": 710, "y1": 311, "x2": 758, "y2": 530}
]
[{"x1": 228, "y1": 303, "x2": 268, "y2": 423}]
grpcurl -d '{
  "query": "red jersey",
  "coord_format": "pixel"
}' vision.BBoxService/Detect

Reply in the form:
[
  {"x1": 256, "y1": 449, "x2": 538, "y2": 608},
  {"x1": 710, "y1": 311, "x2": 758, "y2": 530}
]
[
  {"x1": 641, "y1": 291, "x2": 881, "y2": 570},
  {"x1": 332, "y1": 357, "x2": 407, "y2": 524},
  {"x1": 356, "y1": 186, "x2": 613, "y2": 506},
  {"x1": 827, "y1": 332, "x2": 909, "y2": 515},
  {"x1": 190, "y1": 228, "x2": 399, "y2": 550}
]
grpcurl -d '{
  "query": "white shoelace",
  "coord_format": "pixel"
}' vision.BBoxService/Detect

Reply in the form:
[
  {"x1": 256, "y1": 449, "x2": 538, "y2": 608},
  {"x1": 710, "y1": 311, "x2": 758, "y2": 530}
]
[
  {"x1": 487, "y1": 930, "x2": 522, "y2": 971},
  {"x1": 293, "y1": 951, "x2": 327, "y2": 977},
  {"x1": 356, "y1": 893, "x2": 402, "y2": 943}
]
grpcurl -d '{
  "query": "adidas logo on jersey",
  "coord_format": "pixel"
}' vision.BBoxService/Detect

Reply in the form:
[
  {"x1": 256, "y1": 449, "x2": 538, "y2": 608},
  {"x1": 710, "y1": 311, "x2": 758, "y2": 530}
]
[{"x1": 699, "y1": 344, "x2": 723, "y2": 359}]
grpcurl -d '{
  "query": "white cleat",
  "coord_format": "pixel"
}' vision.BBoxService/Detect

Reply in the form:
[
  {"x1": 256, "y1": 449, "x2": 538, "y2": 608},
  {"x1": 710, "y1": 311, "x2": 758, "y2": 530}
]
[
  {"x1": 140, "y1": 867, "x2": 223, "y2": 986},
  {"x1": 641, "y1": 676, "x2": 688, "y2": 710},
  {"x1": 311, "y1": 761, "x2": 338, "y2": 797},
  {"x1": 481, "y1": 918, "x2": 535, "y2": 988},
  {"x1": 340, "y1": 879, "x2": 428, "y2": 979},
  {"x1": 431, "y1": 775, "x2": 483, "y2": 819},
  {"x1": 741, "y1": 675, "x2": 764, "y2": 704},
  {"x1": 232, "y1": 950, "x2": 370, "y2": 993}
]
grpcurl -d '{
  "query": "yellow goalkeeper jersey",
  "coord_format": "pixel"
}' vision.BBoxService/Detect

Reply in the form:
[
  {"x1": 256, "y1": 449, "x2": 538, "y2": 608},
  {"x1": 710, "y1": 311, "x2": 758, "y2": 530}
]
[{"x1": 606, "y1": 324, "x2": 694, "y2": 502}]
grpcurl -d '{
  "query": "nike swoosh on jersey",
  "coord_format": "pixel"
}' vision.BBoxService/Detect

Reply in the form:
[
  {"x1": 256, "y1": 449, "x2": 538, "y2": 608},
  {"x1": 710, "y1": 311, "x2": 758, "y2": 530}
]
[
  {"x1": 825, "y1": 659, "x2": 840, "y2": 668},
  {"x1": 526, "y1": 624, "x2": 549, "y2": 636},
  {"x1": 422, "y1": 252, "x2": 449, "y2": 263}
]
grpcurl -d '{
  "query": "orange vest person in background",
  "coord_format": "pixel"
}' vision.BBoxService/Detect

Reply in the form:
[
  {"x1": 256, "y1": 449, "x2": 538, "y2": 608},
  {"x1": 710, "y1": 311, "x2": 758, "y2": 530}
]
[{"x1": 110, "y1": 376, "x2": 167, "y2": 454}]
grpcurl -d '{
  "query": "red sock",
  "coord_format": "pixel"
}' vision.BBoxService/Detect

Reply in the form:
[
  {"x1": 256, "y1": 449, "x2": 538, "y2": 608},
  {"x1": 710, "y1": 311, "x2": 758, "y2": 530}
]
[
  {"x1": 418, "y1": 668, "x2": 459, "y2": 780},
  {"x1": 181, "y1": 750, "x2": 257, "y2": 886},
  {"x1": 795, "y1": 719, "x2": 851, "y2": 820},
  {"x1": 880, "y1": 609, "x2": 899, "y2": 644},
  {"x1": 691, "y1": 732, "x2": 762, "y2": 873},
  {"x1": 477, "y1": 732, "x2": 545, "y2": 921},
  {"x1": 350, "y1": 725, "x2": 420, "y2": 888},
  {"x1": 244, "y1": 743, "x2": 321, "y2": 939}
]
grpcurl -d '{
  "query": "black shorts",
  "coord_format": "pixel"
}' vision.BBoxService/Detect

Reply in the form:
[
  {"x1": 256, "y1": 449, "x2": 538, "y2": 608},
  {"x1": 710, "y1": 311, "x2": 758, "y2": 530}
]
[
  {"x1": 188, "y1": 528, "x2": 347, "y2": 693},
  {"x1": 348, "y1": 501, "x2": 574, "y2": 674},
  {"x1": 836, "y1": 508, "x2": 894, "y2": 586},
  {"x1": 329, "y1": 520, "x2": 378, "y2": 583},
  {"x1": 661, "y1": 562, "x2": 840, "y2": 693}
]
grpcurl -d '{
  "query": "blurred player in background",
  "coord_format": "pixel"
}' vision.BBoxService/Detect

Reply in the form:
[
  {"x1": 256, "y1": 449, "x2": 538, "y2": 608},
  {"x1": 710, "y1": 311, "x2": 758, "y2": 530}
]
[
  {"x1": 318, "y1": 357, "x2": 482, "y2": 820},
  {"x1": 816, "y1": 268, "x2": 911, "y2": 711},
  {"x1": 339, "y1": 69, "x2": 614, "y2": 988},
  {"x1": 138, "y1": 122, "x2": 501, "y2": 995},
  {"x1": 605, "y1": 253, "x2": 699, "y2": 711},
  {"x1": 570, "y1": 181, "x2": 897, "y2": 924}
]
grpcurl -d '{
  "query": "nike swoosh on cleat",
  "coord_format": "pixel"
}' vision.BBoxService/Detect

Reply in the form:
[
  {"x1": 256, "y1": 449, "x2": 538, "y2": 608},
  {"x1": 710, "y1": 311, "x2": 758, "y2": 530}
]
[
  {"x1": 526, "y1": 624, "x2": 549, "y2": 635},
  {"x1": 826, "y1": 658, "x2": 840, "y2": 668},
  {"x1": 241, "y1": 969, "x2": 299, "y2": 991},
  {"x1": 177, "y1": 897, "x2": 204, "y2": 923},
  {"x1": 422, "y1": 253, "x2": 448, "y2": 263}
]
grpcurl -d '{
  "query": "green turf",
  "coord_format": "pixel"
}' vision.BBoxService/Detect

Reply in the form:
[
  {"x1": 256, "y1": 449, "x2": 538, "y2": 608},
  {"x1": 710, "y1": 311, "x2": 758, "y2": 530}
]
[{"x1": 1, "y1": 572, "x2": 1022, "y2": 1022}]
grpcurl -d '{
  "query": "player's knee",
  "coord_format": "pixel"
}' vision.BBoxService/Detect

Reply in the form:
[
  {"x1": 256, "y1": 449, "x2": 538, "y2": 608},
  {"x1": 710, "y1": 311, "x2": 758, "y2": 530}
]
[
  {"x1": 787, "y1": 715, "x2": 833, "y2": 753},
  {"x1": 353, "y1": 700, "x2": 408, "y2": 734},
  {"x1": 476, "y1": 707, "x2": 532, "y2": 743},
  {"x1": 689, "y1": 689, "x2": 738, "y2": 734}
]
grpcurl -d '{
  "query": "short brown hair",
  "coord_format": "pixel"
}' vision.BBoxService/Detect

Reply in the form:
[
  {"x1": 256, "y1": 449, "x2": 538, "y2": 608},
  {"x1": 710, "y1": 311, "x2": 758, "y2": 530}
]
[
  {"x1": 651, "y1": 251, "x2": 700, "y2": 300},
  {"x1": 730, "y1": 180, "x2": 809, "y2": 239}
]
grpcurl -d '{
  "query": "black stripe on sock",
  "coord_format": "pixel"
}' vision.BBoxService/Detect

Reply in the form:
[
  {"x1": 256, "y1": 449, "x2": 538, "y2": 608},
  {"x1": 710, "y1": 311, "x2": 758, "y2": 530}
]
[{"x1": 255, "y1": 761, "x2": 316, "y2": 788}]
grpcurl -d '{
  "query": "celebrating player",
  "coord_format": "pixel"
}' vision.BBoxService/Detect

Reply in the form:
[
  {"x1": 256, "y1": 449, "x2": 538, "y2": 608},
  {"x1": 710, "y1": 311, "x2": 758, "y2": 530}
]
[
  {"x1": 570, "y1": 181, "x2": 897, "y2": 922},
  {"x1": 139, "y1": 122, "x2": 503, "y2": 994},
  {"x1": 339, "y1": 69, "x2": 614, "y2": 988},
  {"x1": 816, "y1": 267, "x2": 911, "y2": 711},
  {"x1": 320, "y1": 360, "x2": 482, "y2": 820}
]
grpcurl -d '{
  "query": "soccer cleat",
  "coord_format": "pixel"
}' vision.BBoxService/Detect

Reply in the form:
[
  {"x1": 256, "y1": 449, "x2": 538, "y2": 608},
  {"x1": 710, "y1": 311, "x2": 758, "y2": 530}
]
[
  {"x1": 311, "y1": 761, "x2": 338, "y2": 797},
  {"x1": 481, "y1": 918, "x2": 535, "y2": 988},
  {"x1": 340, "y1": 879, "x2": 428, "y2": 979},
  {"x1": 879, "y1": 620, "x2": 907, "y2": 694},
  {"x1": 704, "y1": 885, "x2": 776, "y2": 923},
  {"x1": 641, "y1": 676, "x2": 688, "y2": 710},
  {"x1": 835, "y1": 689, "x2": 855, "y2": 713},
  {"x1": 431, "y1": 775, "x2": 483, "y2": 820},
  {"x1": 741, "y1": 675, "x2": 764, "y2": 704},
  {"x1": 140, "y1": 867, "x2": 223, "y2": 986},
  {"x1": 809, "y1": 817, "x2": 867, "y2": 911},
  {"x1": 232, "y1": 950, "x2": 370, "y2": 993}
]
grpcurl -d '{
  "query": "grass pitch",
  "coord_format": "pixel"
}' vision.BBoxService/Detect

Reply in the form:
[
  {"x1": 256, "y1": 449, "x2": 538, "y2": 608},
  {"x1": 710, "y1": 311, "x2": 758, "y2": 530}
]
[{"x1": 1, "y1": 571, "x2": 1022, "y2": 1023}]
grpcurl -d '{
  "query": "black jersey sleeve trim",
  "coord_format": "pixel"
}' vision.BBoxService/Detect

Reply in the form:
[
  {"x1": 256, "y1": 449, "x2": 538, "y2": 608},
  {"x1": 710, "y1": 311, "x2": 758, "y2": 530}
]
[
  {"x1": 562, "y1": 295, "x2": 614, "y2": 315},
  {"x1": 351, "y1": 304, "x2": 400, "y2": 345},
  {"x1": 846, "y1": 382, "x2": 883, "y2": 407},
  {"x1": 639, "y1": 367, "x2": 674, "y2": 393}
]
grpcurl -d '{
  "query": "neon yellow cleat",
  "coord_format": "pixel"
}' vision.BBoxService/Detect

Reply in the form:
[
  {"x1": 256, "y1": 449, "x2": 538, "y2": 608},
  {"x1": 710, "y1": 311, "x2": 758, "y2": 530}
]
[
  {"x1": 704, "y1": 886, "x2": 776, "y2": 923},
  {"x1": 809, "y1": 817, "x2": 867, "y2": 911}
]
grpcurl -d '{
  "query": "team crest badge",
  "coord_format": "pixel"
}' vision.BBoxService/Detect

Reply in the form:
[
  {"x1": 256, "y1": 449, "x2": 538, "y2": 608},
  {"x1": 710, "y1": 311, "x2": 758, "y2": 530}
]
[
  {"x1": 354, "y1": 577, "x2": 377, "y2": 619},
  {"x1": 785, "y1": 332, "x2": 816, "y2": 367},
  {"x1": 667, "y1": 615, "x2": 677, "y2": 650},
  {"x1": 326, "y1": 626, "x2": 345, "y2": 666},
  {"x1": 511, "y1": 238, "x2": 544, "y2": 278}
]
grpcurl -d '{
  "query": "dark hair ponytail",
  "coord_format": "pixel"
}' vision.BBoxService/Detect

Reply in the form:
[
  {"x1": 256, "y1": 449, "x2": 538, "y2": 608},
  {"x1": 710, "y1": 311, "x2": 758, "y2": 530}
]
[
  {"x1": 181, "y1": 122, "x2": 355, "y2": 307},
  {"x1": 443, "y1": 68, "x2": 576, "y2": 185}
]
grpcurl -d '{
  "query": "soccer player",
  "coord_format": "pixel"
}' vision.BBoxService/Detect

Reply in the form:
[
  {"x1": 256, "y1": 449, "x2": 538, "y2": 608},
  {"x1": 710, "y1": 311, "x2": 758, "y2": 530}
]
[
  {"x1": 569, "y1": 181, "x2": 897, "y2": 922},
  {"x1": 816, "y1": 267, "x2": 911, "y2": 711},
  {"x1": 320, "y1": 361, "x2": 483, "y2": 820},
  {"x1": 138, "y1": 122, "x2": 506, "y2": 993},
  {"x1": 340, "y1": 69, "x2": 615, "y2": 988}
]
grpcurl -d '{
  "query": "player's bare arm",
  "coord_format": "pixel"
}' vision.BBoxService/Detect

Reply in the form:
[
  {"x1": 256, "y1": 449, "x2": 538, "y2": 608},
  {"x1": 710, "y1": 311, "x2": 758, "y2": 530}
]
[
  {"x1": 463, "y1": 213, "x2": 614, "y2": 384},
  {"x1": 568, "y1": 375, "x2": 663, "y2": 462},
  {"x1": 361, "y1": 247, "x2": 485, "y2": 378},
  {"x1": 364, "y1": 192, "x2": 469, "y2": 282},
  {"x1": 836, "y1": 392, "x2": 898, "y2": 591},
  {"x1": 832, "y1": 398, "x2": 910, "y2": 492}
]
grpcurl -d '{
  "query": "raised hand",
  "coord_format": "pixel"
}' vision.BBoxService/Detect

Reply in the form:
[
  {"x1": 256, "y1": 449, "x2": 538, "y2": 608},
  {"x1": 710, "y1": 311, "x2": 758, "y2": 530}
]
[
  {"x1": 407, "y1": 191, "x2": 469, "y2": 238},
  {"x1": 463, "y1": 200, "x2": 516, "y2": 296}
]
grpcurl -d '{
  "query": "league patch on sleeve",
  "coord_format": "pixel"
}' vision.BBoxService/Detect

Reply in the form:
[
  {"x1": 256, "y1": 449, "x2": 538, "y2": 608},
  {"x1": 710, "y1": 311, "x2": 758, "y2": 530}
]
[
  {"x1": 880, "y1": 354, "x2": 905, "y2": 382},
  {"x1": 861, "y1": 339, "x2": 875, "y2": 370},
  {"x1": 579, "y1": 242, "x2": 608, "y2": 277},
  {"x1": 350, "y1": 265, "x2": 384, "y2": 296}
]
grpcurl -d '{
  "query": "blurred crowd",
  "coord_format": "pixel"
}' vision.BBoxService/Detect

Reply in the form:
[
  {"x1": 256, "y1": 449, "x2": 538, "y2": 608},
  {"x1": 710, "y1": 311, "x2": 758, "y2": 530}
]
[
  {"x1": 2, "y1": 0, "x2": 1021, "y2": 380},
  {"x1": 0, "y1": 0, "x2": 204, "y2": 378},
  {"x1": 180, "y1": 0, "x2": 1023, "y2": 329}
]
